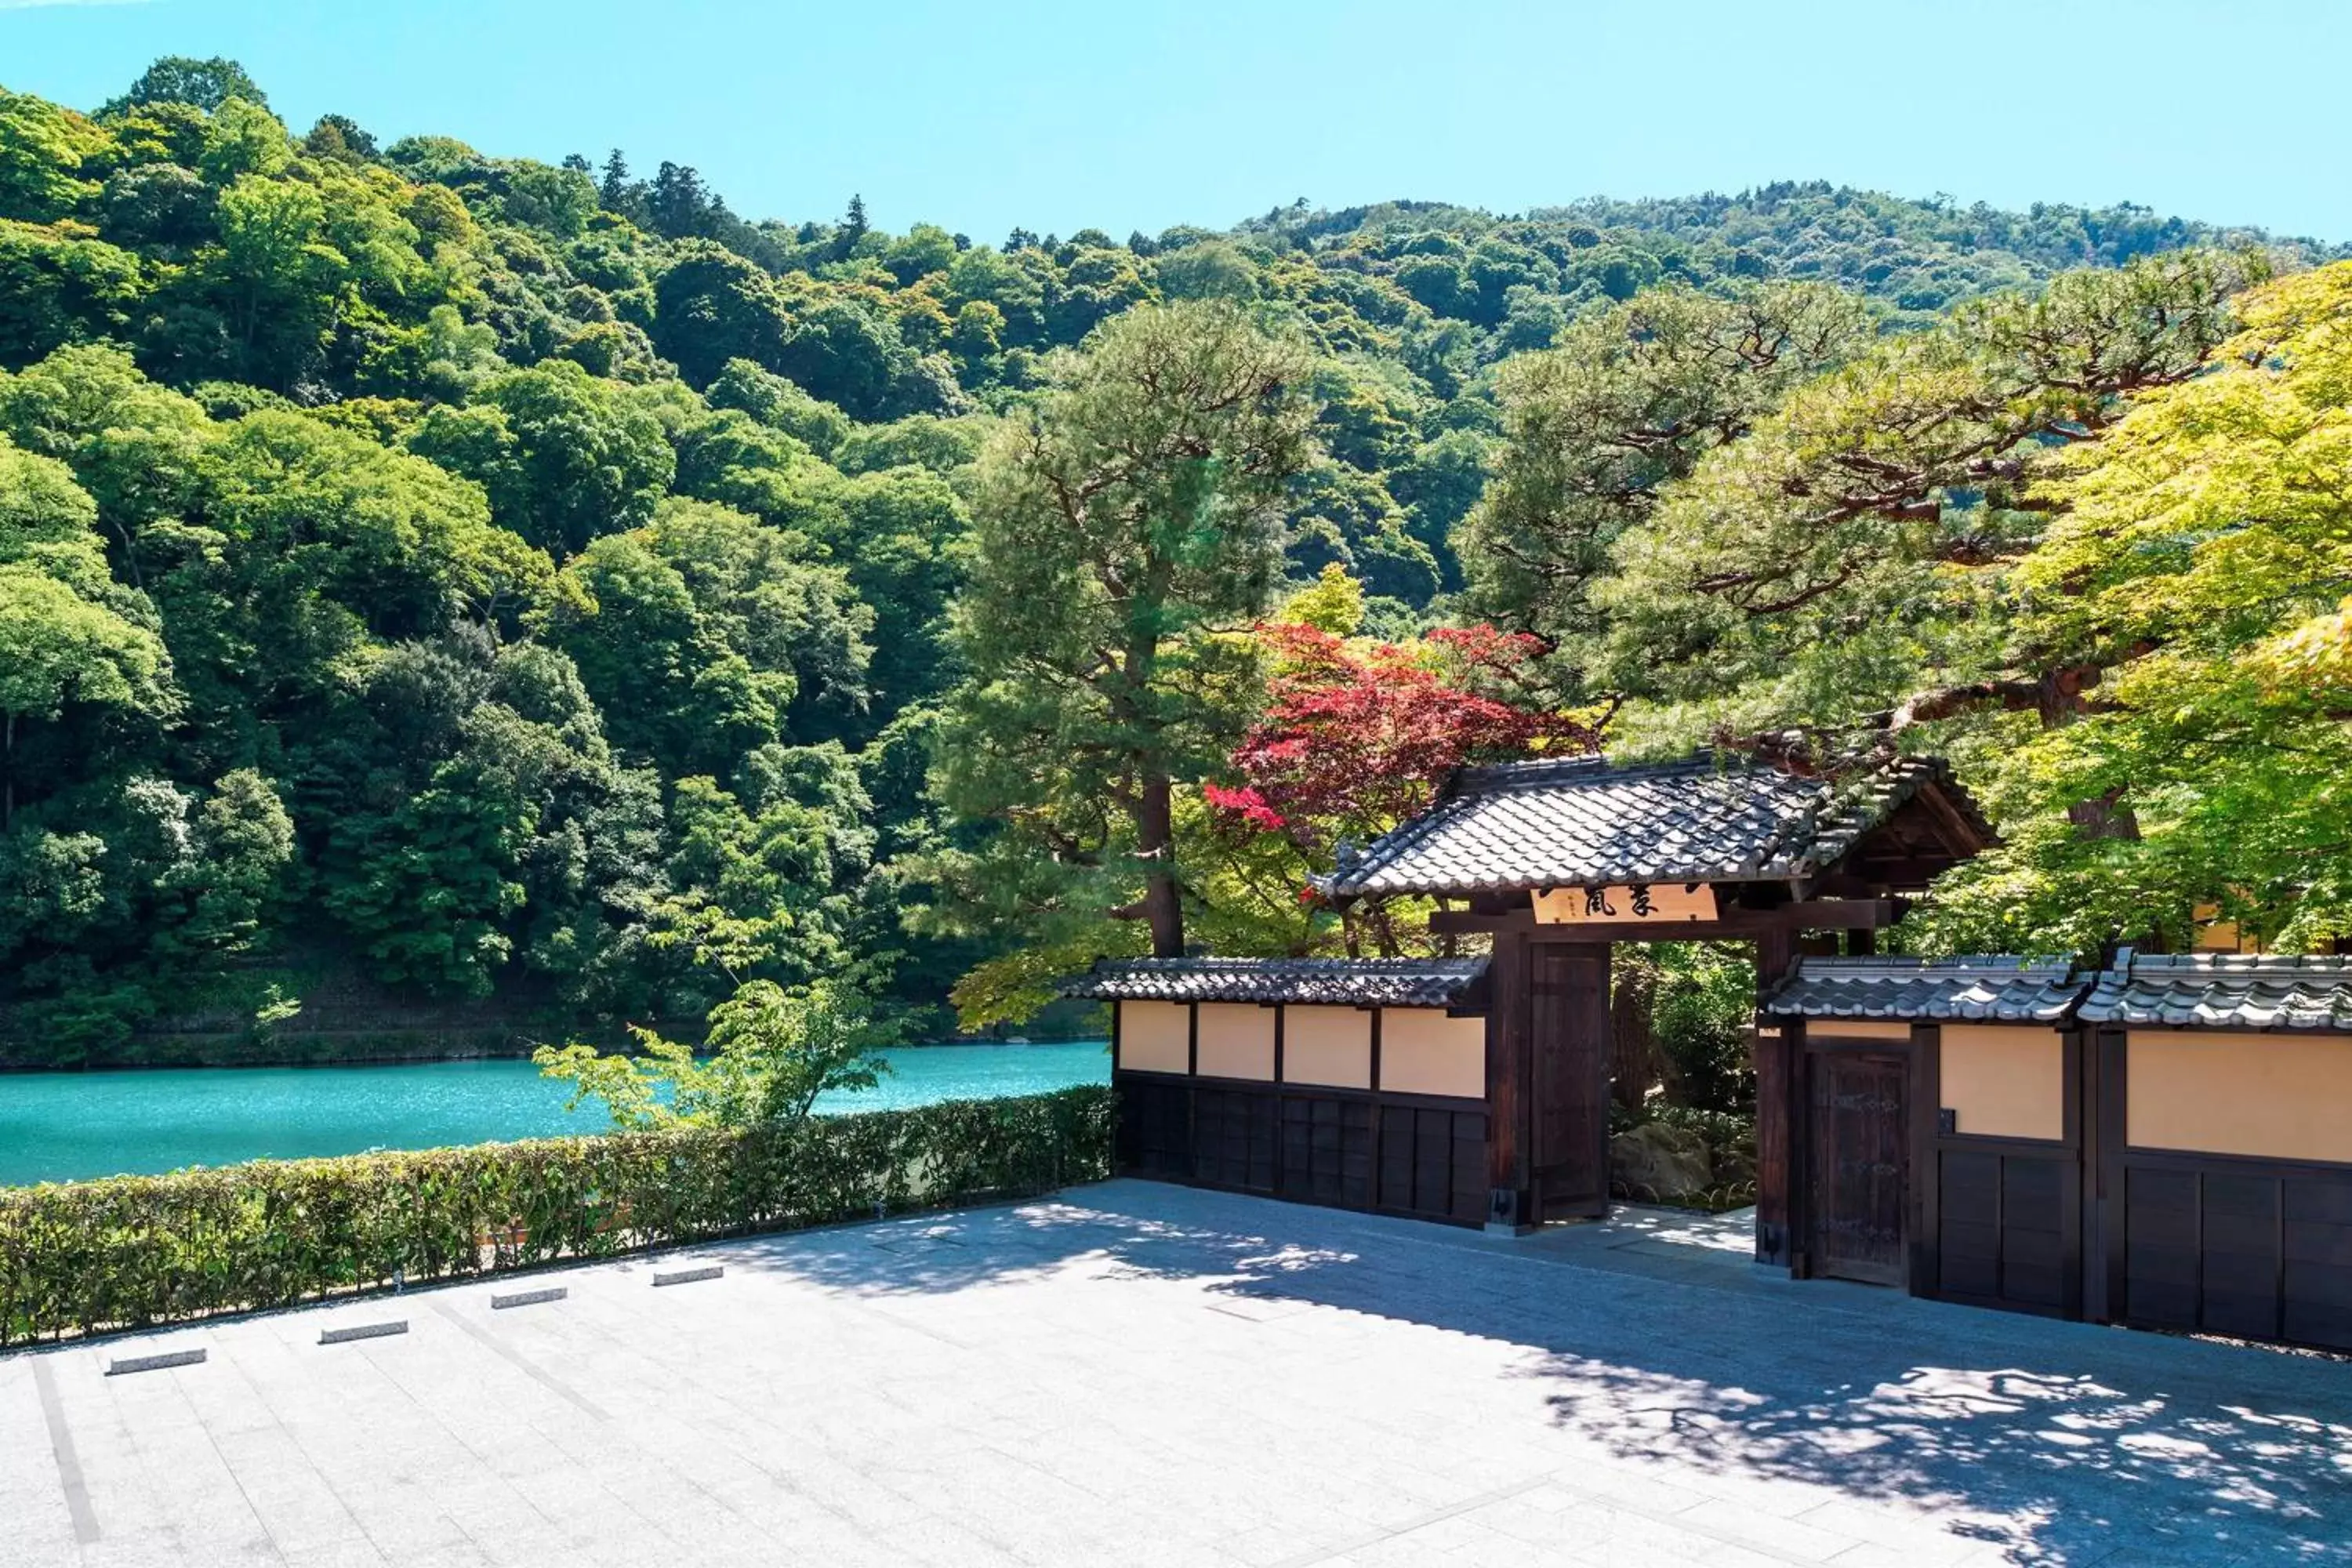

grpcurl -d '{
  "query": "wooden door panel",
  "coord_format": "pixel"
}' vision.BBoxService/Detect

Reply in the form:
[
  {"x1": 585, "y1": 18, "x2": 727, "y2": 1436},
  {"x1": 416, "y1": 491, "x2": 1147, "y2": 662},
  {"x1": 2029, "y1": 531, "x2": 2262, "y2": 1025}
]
[
  {"x1": 1810, "y1": 1054, "x2": 1907, "y2": 1286},
  {"x1": 1530, "y1": 945, "x2": 1610, "y2": 1218}
]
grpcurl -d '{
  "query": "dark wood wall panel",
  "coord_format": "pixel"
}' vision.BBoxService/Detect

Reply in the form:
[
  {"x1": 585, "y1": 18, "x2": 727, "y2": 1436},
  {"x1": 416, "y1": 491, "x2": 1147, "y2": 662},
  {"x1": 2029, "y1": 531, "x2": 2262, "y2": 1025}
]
[
  {"x1": 1936, "y1": 1149, "x2": 2002, "y2": 1300},
  {"x1": 1377, "y1": 1106, "x2": 1420, "y2": 1214},
  {"x1": 2122, "y1": 1167, "x2": 2201, "y2": 1329},
  {"x1": 1279, "y1": 1096, "x2": 1374, "y2": 1209},
  {"x1": 1117, "y1": 1076, "x2": 1192, "y2": 1178},
  {"x1": 1116, "y1": 1072, "x2": 1486, "y2": 1227},
  {"x1": 1377, "y1": 1105, "x2": 1490, "y2": 1224},
  {"x1": 2118, "y1": 1158, "x2": 2352, "y2": 1353},
  {"x1": 1929, "y1": 1145, "x2": 2076, "y2": 1316},
  {"x1": 2285, "y1": 1178, "x2": 2352, "y2": 1349},
  {"x1": 1999, "y1": 1156, "x2": 2071, "y2": 1310},
  {"x1": 1411, "y1": 1107, "x2": 1451, "y2": 1215},
  {"x1": 1192, "y1": 1087, "x2": 1279, "y2": 1194},
  {"x1": 2200, "y1": 1174, "x2": 2283, "y2": 1341},
  {"x1": 1453, "y1": 1112, "x2": 1487, "y2": 1222}
]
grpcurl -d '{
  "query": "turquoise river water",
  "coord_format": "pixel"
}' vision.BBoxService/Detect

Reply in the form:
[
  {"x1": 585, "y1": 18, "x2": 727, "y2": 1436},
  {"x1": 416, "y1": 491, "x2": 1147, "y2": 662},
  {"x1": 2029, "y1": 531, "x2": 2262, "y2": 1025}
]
[{"x1": 0, "y1": 1040, "x2": 1110, "y2": 1187}]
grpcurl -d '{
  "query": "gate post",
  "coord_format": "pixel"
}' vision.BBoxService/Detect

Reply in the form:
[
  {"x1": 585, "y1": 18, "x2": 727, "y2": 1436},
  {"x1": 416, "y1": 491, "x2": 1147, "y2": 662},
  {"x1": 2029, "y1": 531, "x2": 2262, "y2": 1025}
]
[
  {"x1": 1753, "y1": 929, "x2": 1798, "y2": 1269},
  {"x1": 2089, "y1": 1025, "x2": 2129, "y2": 1324},
  {"x1": 1485, "y1": 931, "x2": 1534, "y2": 1233}
]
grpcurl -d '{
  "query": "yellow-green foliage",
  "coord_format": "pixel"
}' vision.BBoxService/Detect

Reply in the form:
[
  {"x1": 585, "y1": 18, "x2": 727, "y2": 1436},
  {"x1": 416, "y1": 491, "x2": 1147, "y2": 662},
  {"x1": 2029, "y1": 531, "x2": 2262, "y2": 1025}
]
[
  {"x1": 1943, "y1": 259, "x2": 2352, "y2": 950},
  {"x1": 0, "y1": 1084, "x2": 1111, "y2": 1345}
]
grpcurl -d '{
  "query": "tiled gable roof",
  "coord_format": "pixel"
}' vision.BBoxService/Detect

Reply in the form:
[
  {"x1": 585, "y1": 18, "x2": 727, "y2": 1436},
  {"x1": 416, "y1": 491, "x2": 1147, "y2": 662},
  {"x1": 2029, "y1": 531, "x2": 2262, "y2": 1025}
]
[
  {"x1": 1060, "y1": 956, "x2": 1487, "y2": 1009},
  {"x1": 1316, "y1": 753, "x2": 1981, "y2": 899},
  {"x1": 2079, "y1": 953, "x2": 2352, "y2": 1032},
  {"x1": 1764, "y1": 956, "x2": 2086, "y2": 1023}
]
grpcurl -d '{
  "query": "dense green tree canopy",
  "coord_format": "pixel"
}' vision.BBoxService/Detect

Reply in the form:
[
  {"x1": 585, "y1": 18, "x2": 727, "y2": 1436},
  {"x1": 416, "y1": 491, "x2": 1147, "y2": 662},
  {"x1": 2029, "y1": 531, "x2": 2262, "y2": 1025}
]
[
  {"x1": 1584, "y1": 251, "x2": 2252, "y2": 737},
  {"x1": 1921, "y1": 262, "x2": 2352, "y2": 953},
  {"x1": 1458, "y1": 281, "x2": 1873, "y2": 656},
  {"x1": 0, "y1": 56, "x2": 2342, "y2": 1058},
  {"x1": 931, "y1": 301, "x2": 1319, "y2": 967},
  {"x1": 101, "y1": 56, "x2": 269, "y2": 115}
]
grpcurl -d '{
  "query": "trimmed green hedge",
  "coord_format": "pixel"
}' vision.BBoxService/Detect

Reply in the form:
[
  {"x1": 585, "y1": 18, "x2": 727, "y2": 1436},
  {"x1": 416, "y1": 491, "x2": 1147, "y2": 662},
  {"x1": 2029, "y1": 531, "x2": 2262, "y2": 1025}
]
[{"x1": 0, "y1": 1085, "x2": 1112, "y2": 1346}]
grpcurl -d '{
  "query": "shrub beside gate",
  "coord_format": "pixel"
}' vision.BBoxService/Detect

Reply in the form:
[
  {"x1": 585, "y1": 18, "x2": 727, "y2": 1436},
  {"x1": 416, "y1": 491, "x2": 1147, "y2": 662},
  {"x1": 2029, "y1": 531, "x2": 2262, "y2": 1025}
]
[{"x1": 0, "y1": 1085, "x2": 1113, "y2": 1346}]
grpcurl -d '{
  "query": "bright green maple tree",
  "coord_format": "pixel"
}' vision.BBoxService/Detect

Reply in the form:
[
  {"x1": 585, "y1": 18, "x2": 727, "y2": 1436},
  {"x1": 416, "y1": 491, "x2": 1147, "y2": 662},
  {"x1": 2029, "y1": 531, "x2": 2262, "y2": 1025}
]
[
  {"x1": 535, "y1": 977, "x2": 888, "y2": 1130},
  {"x1": 1924, "y1": 260, "x2": 2352, "y2": 952}
]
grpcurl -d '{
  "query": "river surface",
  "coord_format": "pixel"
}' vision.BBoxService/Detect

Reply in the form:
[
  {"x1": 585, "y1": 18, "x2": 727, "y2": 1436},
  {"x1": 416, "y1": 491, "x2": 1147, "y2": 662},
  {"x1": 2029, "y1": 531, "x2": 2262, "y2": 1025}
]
[{"x1": 0, "y1": 1041, "x2": 1110, "y2": 1187}]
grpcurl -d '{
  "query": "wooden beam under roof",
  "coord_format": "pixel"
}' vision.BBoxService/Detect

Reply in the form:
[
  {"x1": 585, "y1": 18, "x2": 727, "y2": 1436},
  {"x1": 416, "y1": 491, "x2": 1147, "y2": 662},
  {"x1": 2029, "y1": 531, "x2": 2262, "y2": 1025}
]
[{"x1": 1430, "y1": 897, "x2": 1907, "y2": 938}]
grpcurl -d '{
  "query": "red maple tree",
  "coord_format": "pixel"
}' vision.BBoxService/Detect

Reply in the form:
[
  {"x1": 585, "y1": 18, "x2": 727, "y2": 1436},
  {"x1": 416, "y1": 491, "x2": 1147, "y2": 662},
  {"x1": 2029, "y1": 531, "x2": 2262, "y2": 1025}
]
[{"x1": 1205, "y1": 622, "x2": 1599, "y2": 877}]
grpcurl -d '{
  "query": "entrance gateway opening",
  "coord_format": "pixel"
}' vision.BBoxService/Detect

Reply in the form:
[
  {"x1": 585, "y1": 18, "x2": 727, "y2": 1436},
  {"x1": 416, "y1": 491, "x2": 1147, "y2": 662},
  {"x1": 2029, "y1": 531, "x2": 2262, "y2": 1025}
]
[
  {"x1": 1066, "y1": 752, "x2": 1993, "y2": 1267},
  {"x1": 1319, "y1": 753, "x2": 1987, "y2": 1264},
  {"x1": 1065, "y1": 752, "x2": 2352, "y2": 1356}
]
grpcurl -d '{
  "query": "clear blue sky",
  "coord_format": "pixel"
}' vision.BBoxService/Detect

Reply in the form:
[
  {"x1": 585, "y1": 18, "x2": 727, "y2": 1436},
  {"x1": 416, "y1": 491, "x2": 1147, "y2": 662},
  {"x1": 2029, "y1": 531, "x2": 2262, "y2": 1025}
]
[{"x1": 2, "y1": 0, "x2": 2340, "y2": 244}]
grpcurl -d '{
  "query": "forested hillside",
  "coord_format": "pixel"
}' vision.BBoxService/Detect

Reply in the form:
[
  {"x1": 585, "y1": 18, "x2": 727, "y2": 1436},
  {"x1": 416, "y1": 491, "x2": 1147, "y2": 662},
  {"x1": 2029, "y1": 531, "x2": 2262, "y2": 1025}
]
[{"x1": 2, "y1": 56, "x2": 2343, "y2": 1063}]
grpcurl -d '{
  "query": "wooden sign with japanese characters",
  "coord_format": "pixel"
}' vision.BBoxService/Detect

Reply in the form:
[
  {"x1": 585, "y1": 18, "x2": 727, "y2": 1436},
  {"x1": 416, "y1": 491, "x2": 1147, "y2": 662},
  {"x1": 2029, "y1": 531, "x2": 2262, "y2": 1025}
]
[{"x1": 1531, "y1": 881, "x2": 1719, "y2": 924}]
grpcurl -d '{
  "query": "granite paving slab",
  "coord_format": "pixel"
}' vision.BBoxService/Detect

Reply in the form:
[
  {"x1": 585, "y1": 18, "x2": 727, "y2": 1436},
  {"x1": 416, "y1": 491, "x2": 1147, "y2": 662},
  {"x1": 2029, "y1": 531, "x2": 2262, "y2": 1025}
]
[{"x1": 5, "y1": 1180, "x2": 2347, "y2": 1566}]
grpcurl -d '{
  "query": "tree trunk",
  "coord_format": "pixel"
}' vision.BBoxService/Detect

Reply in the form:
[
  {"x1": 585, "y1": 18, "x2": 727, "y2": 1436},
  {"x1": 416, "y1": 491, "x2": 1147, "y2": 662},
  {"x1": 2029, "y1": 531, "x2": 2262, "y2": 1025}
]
[
  {"x1": 1608, "y1": 949, "x2": 1675, "y2": 1111},
  {"x1": 2039, "y1": 668, "x2": 2141, "y2": 843},
  {"x1": 1138, "y1": 770, "x2": 1184, "y2": 957},
  {"x1": 1367, "y1": 898, "x2": 1402, "y2": 958},
  {"x1": 2064, "y1": 789, "x2": 2138, "y2": 840}
]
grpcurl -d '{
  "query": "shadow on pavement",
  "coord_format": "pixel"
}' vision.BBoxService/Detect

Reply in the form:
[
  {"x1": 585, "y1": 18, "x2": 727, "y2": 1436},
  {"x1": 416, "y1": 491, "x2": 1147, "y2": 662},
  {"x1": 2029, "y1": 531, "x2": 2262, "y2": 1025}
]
[{"x1": 719, "y1": 1179, "x2": 2352, "y2": 1566}]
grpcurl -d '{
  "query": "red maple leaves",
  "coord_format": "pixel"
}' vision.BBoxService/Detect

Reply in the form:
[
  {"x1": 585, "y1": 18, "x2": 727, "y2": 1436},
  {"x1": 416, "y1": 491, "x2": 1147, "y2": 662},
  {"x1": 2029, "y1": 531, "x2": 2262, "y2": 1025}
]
[{"x1": 1207, "y1": 621, "x2": 1598, "y2": 862}]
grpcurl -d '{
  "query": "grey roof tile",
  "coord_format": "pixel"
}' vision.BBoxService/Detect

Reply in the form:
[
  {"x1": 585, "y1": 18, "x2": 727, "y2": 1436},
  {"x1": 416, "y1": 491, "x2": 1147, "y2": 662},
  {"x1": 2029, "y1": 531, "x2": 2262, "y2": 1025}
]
[
  {"x1": 1316, "y1": 753, "x2": 1982, "y2": 898},
  {"x1": 1060, "y1": 957, "x2": 1487, "y2": 1008},
  {"x1": 2078, "y1": 953, "x2": 2352, "y2": 1032},
  {"x1": 1764, "y1": 956, "x2": 2085, "y2": 1023}
]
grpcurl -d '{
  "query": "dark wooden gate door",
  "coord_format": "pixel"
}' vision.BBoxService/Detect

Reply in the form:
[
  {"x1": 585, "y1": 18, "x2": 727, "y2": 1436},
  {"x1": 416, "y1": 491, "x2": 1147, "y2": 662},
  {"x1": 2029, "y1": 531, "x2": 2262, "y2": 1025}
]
[
  {"x1": 1809, "y1": 1053, "x2": 1908, "y2": 1286},
  {"x1": 1530, "y1": 944, "x2": 1610, "y2": 1221}
]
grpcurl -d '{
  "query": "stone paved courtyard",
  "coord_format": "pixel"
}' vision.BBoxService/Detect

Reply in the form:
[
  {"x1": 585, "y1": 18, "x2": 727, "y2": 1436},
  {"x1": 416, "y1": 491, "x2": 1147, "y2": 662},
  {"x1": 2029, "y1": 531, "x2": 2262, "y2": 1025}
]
[{"x1": 5, "y1": 1178, "x2": 2350, "y2": 1566}]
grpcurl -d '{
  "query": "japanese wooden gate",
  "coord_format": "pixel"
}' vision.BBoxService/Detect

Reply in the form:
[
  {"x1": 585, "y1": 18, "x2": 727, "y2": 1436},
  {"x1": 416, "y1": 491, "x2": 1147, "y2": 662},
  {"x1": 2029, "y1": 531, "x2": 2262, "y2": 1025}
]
[
  {"x1": 1079, "y1": 756, "x2": 2352, "y2": 1359},
  {"x1": 1440, "y1": 886, "x2": 1919, "y2": 1242},
  {"x1": 1081, "y1": 754, "x2": 1992, "y2": 1255},
  {"x1": 1321, "y1": 753, "x2": 1993, "y2": 1248}
]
